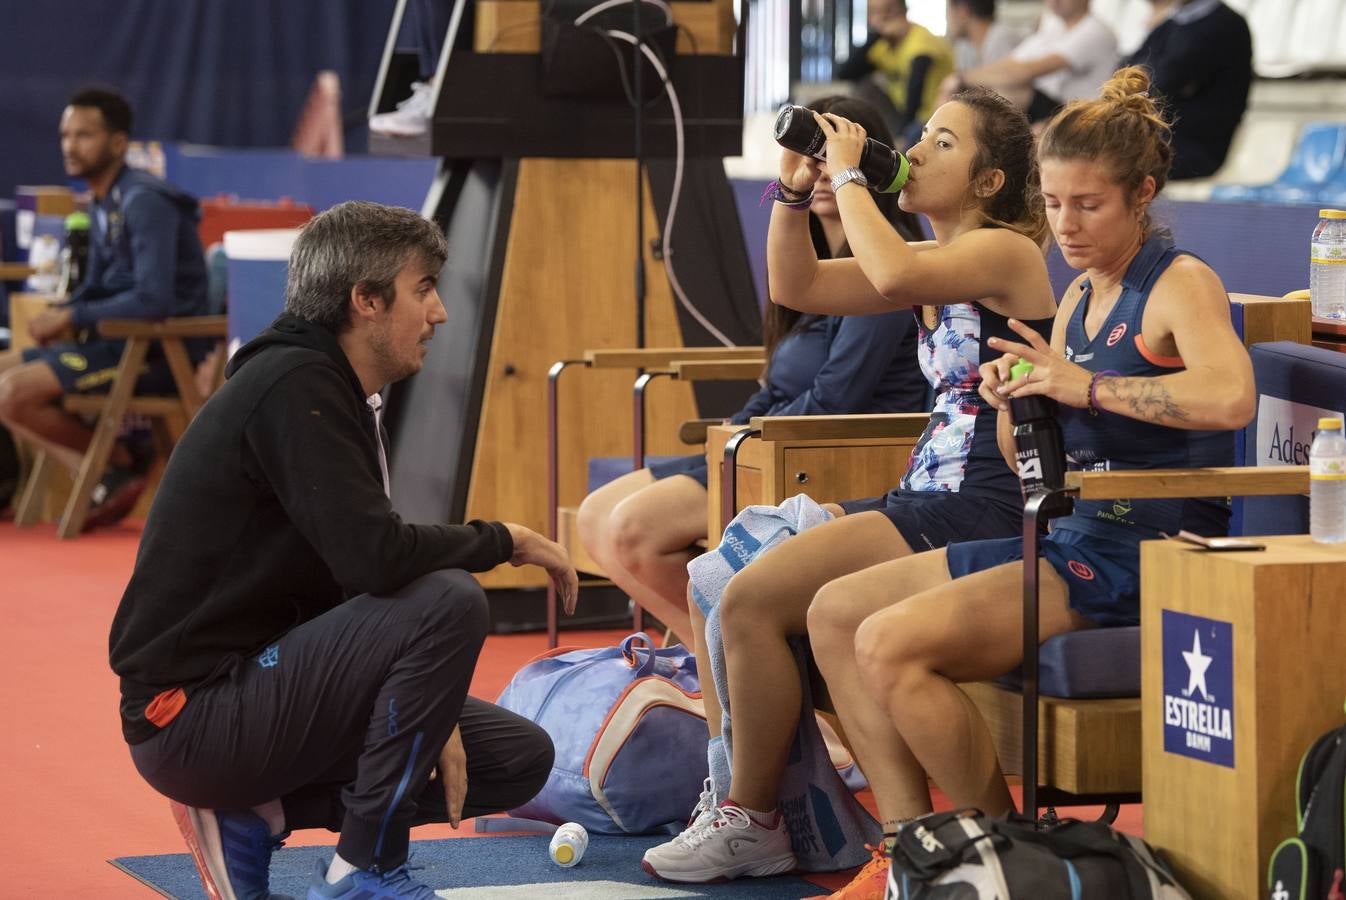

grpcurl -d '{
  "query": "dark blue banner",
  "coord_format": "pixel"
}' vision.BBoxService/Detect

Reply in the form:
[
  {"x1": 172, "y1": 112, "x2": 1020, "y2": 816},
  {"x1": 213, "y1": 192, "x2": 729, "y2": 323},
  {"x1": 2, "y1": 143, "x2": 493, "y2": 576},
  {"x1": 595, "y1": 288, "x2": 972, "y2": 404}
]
[
  {"x1": 1162, "y1": 609, "x2": 1235, "y2": 768},
  {"x1": 0, "y1": 0, "x2": 396, "y2": 200}
]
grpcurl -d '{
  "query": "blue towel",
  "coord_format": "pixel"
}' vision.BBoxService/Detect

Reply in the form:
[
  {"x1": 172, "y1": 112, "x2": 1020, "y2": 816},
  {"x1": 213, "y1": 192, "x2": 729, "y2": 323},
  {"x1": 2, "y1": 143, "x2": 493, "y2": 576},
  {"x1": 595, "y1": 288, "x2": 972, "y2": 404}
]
[{"x1": 689, "y1": 494, "x2": 881, "y2": 872}]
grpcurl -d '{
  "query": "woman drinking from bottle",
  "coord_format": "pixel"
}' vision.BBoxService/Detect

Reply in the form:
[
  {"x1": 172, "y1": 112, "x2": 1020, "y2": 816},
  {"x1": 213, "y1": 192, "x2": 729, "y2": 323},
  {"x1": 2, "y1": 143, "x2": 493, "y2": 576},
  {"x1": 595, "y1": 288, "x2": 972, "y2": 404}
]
[{"x1": 641, "y1": 86, "x2": 1058, "y2": 893}]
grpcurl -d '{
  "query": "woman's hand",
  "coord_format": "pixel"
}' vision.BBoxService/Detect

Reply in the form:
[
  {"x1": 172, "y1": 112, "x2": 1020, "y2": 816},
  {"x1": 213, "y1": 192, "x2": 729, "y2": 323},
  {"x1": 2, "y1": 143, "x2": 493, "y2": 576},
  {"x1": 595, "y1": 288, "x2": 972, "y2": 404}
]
[
  {"x1": 812, "y1": 111, "x2": 866, "y2": 174},
  {"x1": 984, "y1": 318, "x2": 1093, "y2": 409},
  {"x1": 780, "y1": 146, "x2": 821, "y2": 195},
  {"x1": 977, "y1": 350, "x2": 1020, "y2": 412}
]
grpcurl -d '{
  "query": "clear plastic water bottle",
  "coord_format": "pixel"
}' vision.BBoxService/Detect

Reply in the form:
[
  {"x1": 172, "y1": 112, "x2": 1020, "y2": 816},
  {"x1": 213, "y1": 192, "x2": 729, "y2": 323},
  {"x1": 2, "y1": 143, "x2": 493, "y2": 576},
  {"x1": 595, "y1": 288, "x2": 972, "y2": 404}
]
[
  {"x1": 25, "y1": 233, "x2": 61, "y2": 293},
  {"x1": 1309, "y1": 417, "x2": 1346, "y2": 543},
  {"x1": 1310, "y1": 209, "x2": 1346, "y2": 319},
  {"x1": 549, "y1": 822, "x2": 589, "y2": 867}
]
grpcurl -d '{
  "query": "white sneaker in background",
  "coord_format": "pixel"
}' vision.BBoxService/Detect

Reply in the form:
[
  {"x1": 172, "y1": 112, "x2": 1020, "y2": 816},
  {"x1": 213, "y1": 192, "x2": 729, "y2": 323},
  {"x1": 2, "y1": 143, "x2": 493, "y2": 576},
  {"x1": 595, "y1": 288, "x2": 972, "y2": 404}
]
[
  {"x1": 369, "y1": 82, "x2": 435, "y2": 137},
  {"x1": 641, "y1": 802, "x2": 797, "y2": 883}
]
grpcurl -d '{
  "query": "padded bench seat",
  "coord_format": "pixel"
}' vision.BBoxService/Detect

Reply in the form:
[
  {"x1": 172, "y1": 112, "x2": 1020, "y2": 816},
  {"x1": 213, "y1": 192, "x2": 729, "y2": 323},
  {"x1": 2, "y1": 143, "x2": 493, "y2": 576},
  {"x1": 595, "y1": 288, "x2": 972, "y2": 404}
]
[
  {"x1": 996, "y1": 627, "x2": 1141, "y2": 699},
  {"x1": 587, "y1": 455, "x2": 687, "y2": 494}
]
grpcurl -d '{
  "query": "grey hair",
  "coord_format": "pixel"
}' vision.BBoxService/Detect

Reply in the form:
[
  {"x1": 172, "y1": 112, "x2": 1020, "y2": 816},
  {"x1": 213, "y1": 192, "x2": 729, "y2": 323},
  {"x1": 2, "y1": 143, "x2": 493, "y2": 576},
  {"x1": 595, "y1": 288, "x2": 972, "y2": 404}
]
[{"x1": 284, "y1": 201, "x2": 448, "y2": 333}]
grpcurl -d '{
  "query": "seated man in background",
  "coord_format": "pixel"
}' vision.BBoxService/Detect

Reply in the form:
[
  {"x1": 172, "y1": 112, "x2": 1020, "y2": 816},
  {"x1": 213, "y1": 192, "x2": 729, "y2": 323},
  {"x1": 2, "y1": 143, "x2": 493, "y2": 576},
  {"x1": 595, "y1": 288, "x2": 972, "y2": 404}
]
[
  {"x1": 955, "y1": 0, "x2": 1117, "y2": 123},
  {"x1": 110, "y1": 201, "x2": 578, "y2": 900},
  {"x1": 947, "y1": 0, "x2": 1021, "y2": 75},
  {"x1": 0, "y1": 86, "x2": 208, "y2": 526},
  {"x1": 1125, "y1": 0, "x2": 1252, "y2": 180},
  {"x1": 836, "y1": 0, "x2": 954, "y2": 146}
]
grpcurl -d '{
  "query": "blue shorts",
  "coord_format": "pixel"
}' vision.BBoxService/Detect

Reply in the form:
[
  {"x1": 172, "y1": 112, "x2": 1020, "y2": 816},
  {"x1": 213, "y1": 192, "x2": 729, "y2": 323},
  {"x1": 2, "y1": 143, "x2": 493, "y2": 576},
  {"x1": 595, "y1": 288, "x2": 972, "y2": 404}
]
[
  {"x1": 648, "y1": 453, "x2": 709, "y2": 489},
  {"x1": 22, "y1": 339, "x2": 177, "y2": 396},
  {"x1": 839, "y1": 489, "x2": 1021, "y2": 552},
  {"x1": 945, "y1": 527, "x2": 1141, "y2": 627}
]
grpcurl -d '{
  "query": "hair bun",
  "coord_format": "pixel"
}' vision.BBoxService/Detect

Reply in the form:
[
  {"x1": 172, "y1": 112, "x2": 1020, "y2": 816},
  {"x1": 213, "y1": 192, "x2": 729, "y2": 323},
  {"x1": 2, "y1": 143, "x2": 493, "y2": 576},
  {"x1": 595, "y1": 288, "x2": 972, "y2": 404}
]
[{"x1": 1099, "y1": 66, "x2": 1163, "y2": 121}]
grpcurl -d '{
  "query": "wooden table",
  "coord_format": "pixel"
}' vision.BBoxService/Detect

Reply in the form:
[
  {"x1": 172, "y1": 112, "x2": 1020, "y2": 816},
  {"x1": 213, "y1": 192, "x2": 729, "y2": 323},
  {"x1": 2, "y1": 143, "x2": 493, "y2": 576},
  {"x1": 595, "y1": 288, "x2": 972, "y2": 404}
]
[
  {"x1": 7, "y1": 292, "x2": 60, "y2": 351},
  {"x1": 1141, "y1": 535, "x2": 1346, "y2": 899},
  {"x1": 0, "y1": 262, "x2": 35, "y2": 282},
  {"x1": 1312, "y1": 315, "x2": 1346, "y2": 353},
  {"x1": 704, "y1": 417, "x2": 926, "y2": 541},
  {"x1": 7, "y1": 292, "x2": 71, "y2": 521}
]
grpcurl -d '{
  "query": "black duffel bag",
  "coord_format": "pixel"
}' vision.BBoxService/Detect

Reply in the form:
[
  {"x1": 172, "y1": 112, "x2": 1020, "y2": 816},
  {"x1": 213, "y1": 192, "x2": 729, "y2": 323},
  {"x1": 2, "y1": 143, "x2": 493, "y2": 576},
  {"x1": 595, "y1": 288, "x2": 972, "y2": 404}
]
[{"x1": 886, "y1": 809, "x2": 1192, "y2": 899}]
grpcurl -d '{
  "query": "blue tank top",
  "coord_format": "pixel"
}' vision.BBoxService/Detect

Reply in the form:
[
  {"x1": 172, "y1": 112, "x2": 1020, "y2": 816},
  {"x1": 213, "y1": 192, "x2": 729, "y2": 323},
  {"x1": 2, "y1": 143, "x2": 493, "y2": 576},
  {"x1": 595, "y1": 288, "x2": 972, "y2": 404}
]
[
  {"x1": 901, "y1": 301, "x2": 1055, "y2": 504},
  {"x1": 1055, "y1": 235, "x2": 1235, "y2": 543}
]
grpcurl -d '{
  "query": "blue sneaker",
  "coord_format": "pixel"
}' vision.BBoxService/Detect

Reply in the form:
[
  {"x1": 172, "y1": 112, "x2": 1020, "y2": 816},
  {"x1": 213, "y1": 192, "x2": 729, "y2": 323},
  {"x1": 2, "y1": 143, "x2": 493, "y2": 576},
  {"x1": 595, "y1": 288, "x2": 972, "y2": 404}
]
[
  {"x1": 306, "y1": 857, "x2": 439, "y2": 899},
  {"x1": 171, "y1": 801, "x2": 293, "y2": 900}
]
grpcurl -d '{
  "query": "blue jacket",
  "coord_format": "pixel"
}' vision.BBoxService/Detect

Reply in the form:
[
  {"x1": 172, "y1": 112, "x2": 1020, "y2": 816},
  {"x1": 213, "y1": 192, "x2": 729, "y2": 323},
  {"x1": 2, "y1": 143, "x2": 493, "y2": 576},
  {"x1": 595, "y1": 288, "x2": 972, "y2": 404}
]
[
  {"x1": 70, "y1": 165, "x2": 208, "y2": 331},
  {"x1": 730, "y1": 311, "x2": 926, "y2": 423}
]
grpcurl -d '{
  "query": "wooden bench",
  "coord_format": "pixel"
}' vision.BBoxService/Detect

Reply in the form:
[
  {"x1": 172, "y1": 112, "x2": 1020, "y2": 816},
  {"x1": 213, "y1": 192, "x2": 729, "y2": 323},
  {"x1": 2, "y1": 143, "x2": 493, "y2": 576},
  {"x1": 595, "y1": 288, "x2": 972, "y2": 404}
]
[
  {"x1": 15, "y1": 315, "x2": 228, "y2": 537},
  {"x1": 546, "y1": 346, "x2": 764, "y2": 644}
]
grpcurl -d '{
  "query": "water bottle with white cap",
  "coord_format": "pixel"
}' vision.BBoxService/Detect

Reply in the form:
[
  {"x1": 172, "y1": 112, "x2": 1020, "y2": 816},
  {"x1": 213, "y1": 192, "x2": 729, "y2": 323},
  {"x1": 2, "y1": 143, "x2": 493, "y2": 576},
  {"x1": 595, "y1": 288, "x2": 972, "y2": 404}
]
[
  {"x1": 1310, "y1": 417, "x2": 1346, "y2": 543},
  {"x1": 1310, "y1": 209, "x2": 1346, "y2": 319},
  {"x1": 549, "y1": 822, "x2": 589, "y2": 867}
]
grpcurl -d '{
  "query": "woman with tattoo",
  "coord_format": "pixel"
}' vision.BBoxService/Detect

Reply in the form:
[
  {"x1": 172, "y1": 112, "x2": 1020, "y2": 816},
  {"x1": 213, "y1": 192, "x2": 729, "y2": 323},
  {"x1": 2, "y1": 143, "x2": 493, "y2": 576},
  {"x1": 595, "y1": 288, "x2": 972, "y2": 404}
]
[{"x1": 804, "y1": 65, "x2": 1255, "y2": 841}]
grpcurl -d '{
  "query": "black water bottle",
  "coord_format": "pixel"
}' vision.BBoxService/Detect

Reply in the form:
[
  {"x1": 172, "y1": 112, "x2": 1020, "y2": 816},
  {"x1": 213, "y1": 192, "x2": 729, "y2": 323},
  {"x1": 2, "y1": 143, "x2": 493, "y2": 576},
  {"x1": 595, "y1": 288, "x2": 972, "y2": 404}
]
[
  {"x1": 57, "y1": 210, "x2": 91, "y2": 298},
  {"x1": 1007, "y1": 360, "x2": 1066, "y2": 495},
  {"x1": 773, "y1": 104, "x2": 911, "y2": 194}
]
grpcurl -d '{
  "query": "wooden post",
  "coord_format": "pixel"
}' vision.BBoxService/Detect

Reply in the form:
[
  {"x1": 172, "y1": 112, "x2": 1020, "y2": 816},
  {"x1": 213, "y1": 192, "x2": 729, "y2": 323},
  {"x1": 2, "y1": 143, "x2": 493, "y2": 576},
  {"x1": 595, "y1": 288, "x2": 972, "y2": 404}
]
[
  {"x1": 464, "y1": 159, "x2": 702, "y2": 588},
  {"x1": 1141, "y1": 535, "x2": 1346, "y2": 899}
]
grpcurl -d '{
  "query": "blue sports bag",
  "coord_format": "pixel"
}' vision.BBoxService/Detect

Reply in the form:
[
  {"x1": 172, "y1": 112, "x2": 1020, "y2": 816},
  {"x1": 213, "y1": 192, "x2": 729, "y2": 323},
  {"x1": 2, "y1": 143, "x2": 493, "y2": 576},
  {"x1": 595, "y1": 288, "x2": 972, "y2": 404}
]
[{"x1": 497, "y1": 632, "x2": 710, "y2": 834}]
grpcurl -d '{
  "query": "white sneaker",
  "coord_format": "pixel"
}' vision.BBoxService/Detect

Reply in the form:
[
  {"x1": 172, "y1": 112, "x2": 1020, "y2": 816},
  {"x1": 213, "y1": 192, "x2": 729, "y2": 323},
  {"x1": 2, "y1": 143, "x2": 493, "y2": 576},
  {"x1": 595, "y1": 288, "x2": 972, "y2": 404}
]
[
  {"x1": 641, "y1": 802, "x2": 797, "y2": 883},
  {"x1": 681, "y1": 778, "x2": 719, "y2": 834},
  {"x1": 369, "y1": 82, "x2": 435, "y2": 137}
]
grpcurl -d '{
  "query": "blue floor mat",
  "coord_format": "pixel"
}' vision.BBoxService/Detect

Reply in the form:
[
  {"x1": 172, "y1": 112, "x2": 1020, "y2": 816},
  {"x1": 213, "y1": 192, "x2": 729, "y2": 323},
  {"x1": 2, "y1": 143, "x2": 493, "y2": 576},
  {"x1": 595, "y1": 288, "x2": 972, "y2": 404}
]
[{"x1": 112, "y1": 834, "x2": 831, "y2": 899}]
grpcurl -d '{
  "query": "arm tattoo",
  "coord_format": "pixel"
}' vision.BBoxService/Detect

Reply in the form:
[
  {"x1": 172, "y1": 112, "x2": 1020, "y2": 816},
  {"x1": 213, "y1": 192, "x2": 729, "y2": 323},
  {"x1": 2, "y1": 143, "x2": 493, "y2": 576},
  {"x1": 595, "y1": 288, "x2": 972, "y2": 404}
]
[{"x1": 1099, "y1": 376, "x2": 1190, "y2": 423}]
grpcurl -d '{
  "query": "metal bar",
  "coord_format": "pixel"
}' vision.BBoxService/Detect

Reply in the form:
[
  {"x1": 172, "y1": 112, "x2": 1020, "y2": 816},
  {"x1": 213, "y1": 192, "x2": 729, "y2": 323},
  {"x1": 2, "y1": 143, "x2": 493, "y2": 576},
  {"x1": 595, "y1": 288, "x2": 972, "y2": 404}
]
[
  {"x1": 631, "y1": 370, "x2": 674, "y2": 636},
  {"x1": 1035, "y1": 789, "x2": 1142, "y2": 809},
  {"x1": 721, "y1": 427, "x2": 761, "y2": 534},
  {"x1": 633, "y1": 371, "x2": 675, "y2": 473},
  {"x1": 1021, "y1": 486, "x2": 1077, "y2": 818},
  {"x1": 547, "y1": 359, "x2": 589, "y2": 648}
]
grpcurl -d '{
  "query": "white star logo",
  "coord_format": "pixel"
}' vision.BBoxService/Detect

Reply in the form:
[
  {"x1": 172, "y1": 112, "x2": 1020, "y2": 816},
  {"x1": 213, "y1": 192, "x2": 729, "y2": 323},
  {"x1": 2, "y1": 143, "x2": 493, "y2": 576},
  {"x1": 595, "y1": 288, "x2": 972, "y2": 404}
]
[{"x1": 1183, "y1": 630, "x2": 1214, "y2": 701}]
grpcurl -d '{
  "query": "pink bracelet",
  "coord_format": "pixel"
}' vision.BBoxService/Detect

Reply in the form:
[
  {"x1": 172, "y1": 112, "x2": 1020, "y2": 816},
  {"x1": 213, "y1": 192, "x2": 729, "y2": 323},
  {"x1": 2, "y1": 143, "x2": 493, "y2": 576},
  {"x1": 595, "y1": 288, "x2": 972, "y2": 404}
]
[{"x1": 1088, "y1": 369, "x2": 1120, "y2": 414}]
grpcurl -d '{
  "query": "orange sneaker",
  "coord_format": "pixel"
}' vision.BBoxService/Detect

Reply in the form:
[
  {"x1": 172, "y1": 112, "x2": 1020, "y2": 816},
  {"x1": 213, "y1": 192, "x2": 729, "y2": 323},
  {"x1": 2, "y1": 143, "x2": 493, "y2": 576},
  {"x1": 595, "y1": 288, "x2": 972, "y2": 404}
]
[{"x1": 806, "y1": 844, "x2": 890, "y2": 900}]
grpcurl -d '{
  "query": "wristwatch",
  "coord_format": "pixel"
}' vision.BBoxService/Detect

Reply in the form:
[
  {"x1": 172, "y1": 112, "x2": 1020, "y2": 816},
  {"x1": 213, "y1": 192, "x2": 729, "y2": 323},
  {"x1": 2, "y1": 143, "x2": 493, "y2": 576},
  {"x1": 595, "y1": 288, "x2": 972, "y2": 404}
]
[{"x1": 830, "y1": 166, "x2": 869, "y2": 193}]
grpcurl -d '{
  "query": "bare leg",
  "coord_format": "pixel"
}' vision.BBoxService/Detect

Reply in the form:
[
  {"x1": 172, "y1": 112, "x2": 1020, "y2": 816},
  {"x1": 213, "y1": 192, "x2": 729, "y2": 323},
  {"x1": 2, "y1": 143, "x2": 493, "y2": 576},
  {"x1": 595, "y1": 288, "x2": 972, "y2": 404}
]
[
  {"x1": 855, "y1": 559, "x2": 1091, "y2": 815},
  {"x1": 0, "y1": 362, "x2": 90, "y2": 472},
  {"x1": 719, "y1": 511, "x2": 911, "y2": 811},
  {"x1": 0, "y1": 347, "x2": 25, "y2": 374},
  {"x1": 577, "y1": 469, "x2": 706, "y2": 640},
  {"x1": 686, "y1": 592, "x2": 722, "y2": 739},
  {"x1": 807, "y1": 549, "x2": 958, "y2": 828}
]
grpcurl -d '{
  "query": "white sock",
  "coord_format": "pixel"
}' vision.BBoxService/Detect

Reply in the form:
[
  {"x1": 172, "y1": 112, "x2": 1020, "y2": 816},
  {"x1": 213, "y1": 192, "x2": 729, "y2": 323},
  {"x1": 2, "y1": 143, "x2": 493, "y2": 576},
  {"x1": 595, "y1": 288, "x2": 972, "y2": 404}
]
[
  {"x1": 326, "y1": 854, "x2": 359, "y2": 885},
  {"x1": 727, "y1": 800, "x2": 777, "y2": 828}
]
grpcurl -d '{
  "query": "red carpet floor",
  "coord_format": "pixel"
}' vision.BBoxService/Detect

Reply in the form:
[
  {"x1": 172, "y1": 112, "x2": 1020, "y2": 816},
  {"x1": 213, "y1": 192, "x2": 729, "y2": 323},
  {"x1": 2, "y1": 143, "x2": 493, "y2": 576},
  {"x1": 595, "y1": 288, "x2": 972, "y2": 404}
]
[
  {"x1": 0, "y1": 520, "x2": 640, "y2": 896},
  {"x1": 0, "y1": 519, "x2": 1139, "y2": 897}
]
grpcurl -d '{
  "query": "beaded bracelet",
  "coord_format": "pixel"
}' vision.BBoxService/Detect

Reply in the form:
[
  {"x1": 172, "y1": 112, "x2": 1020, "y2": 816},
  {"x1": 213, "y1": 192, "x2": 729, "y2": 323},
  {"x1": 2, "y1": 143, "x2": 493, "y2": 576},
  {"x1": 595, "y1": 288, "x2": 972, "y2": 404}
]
[
  {"x1": 761, "y1": 179, "x2": 814, "y2": 210},
  {"x1": 1088, "y1": 369, "x2": 1121, "y2": 415}
]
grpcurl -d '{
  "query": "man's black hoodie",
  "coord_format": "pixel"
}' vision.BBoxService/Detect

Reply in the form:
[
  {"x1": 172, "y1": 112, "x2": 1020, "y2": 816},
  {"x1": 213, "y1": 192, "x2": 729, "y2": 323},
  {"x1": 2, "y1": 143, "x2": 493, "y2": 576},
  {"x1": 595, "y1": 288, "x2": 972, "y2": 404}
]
[{"x1": 109, "y1": 314, "x2": 513, "y2": 744}]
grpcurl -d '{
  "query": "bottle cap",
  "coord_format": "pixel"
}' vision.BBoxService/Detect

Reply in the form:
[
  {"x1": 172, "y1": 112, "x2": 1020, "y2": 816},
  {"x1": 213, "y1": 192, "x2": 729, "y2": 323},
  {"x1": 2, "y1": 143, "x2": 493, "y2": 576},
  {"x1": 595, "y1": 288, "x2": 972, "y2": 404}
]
[
  {"x1": 1319, "y1": 417, "x2": 1343, "y2": 430},
  {"x1": 1009, "y1": 359, "x2": 1034, "y2": 381},
  {"x1": 877, "y1": 152, "x2": 911, "y2": 194},
  {"x1": 553, "y1": 844, "x2": 574, "y2": 864},
  {"x1": 1319, "y1": 210, "x2": 1346, "y2": 220},
  {"x1": 64, "y1": 211, "x2": 91, "y2": 231}
]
